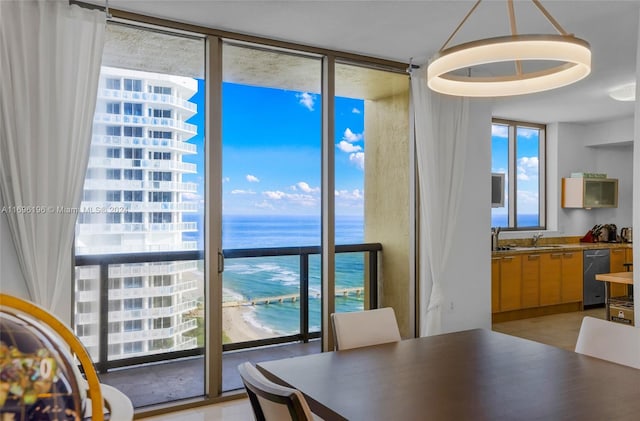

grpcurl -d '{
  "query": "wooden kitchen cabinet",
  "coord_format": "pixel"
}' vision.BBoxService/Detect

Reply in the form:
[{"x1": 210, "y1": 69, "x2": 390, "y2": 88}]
[
  {"x1": 491, "y1": 258, "x2": 501, "y2": 313},
  {"x1": 491, "y1": 256, "x2": 522, "y2": 312},
  {"x1": 610, "y1": 247, "x2": 632, "y2": 297},
  {"x1": 540, "y1": 253, "x2": 562, "y2": 306},
  {"x1": 560, "y1": 251, "x2": 583, "y2": 303},
  {"x1": 521, "y1": 254, "x2": 540, "y2": 308},
  {"x1": 561, "y1": 178, "x2": 618, "y2": 208}
]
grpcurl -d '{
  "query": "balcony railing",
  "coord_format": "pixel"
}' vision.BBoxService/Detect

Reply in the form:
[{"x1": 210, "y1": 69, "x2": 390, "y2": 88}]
[
  {"x1": 91, "y1": 135, "x2": 197, "y2": 154},
  {"x1": 87, "y1": 157, "x2": 197, "y2": 173},
  {"x1": 99, "y1": 89, "x2": 197, "y2": 113},
  {"x1": 74, "y1": 244, "x2": 381, "y2": 372},
  {"x1": 93, "y1": 113, "x2": 198, "y2": 135},
  {"x1": 82, "y1": 179, "x2": 198, "y2": 193}
]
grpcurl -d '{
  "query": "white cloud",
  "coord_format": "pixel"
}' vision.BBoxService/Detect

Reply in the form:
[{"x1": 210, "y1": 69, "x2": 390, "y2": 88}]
[
  {"x1": 352, "y1": 107, "x2": 361, "y2": 114},
  {"x1": 231, "y1": 189, "x2": 256, "y2": 195},
  {"x1": 336, "y1": 140, "x2": 362, "y2": 153},
  {"x1": 223, "y1": 177, "x2": 230, "y2": 183},
  {"x1": 291, "y1": 181, "x2": 319, "y2": 193},
  {"x1": 518, "y1": 127, "x2": 539, "y2": 139},
  {"x1": 517, "y1": 156, "x2": 539, "y2": 181},
  {"x1": 342, "y1": 128, "x2": 363, "y2": 143},
  {"x1": 335, "y1": 189, "x2": 363, "y2": 200},
  {"x1": 349, "y1": 152, "x2": 365, "y2": 170},
  {"x1": 254, "y1": 200, "x2": 274, "y2": 210},
  {"x1": 264, "y1": 190, "x2": 286, "y2": 200},
  {"x1": 181, "y1": 192, "x2": 201, "y2": 202},
  {"x1": 246, "y1": 174, "x2": 260, "y2": 183},
  {"x1": 492, "y1": 125, "x2": 508, "y2": 138},
  {"x1": 297, "y1": 92, "x2": 315, "y2": 111}
]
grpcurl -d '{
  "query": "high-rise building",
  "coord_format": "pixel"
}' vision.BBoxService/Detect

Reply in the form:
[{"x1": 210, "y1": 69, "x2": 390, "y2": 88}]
[{"x1": 74, "y1": 66, "x2": 200, "y2": 361}]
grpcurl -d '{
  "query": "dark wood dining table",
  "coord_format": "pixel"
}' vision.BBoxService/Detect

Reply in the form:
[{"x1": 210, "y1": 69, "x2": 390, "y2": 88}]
[{"x1": 257, "y1": 328, "x2": 640, "y2": 421}]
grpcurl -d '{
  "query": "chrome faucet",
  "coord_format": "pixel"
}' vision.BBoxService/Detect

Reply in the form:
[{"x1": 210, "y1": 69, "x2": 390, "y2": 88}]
[{"x1": 532, "y1": 232, "x2": 543, "y2": 247}]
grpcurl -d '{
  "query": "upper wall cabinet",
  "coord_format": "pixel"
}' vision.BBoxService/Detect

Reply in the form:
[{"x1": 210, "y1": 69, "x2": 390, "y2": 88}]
[{"x1": 562, "y1": 178, "x2": 618, "y2": 208}]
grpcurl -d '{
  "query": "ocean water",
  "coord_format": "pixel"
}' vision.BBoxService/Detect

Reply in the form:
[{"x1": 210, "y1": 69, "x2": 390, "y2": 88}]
[
  {"x1": 491, "y1": 213, "x2": 540, "y2": 228},
  {"x1": 221, "y1": 215, "x2": 365, "y2": 337}
]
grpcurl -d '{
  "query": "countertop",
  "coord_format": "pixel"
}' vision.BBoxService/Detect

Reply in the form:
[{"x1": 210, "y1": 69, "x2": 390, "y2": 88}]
[{"x1": 492, "y1": 241, "x2": 632, "y2": 256}]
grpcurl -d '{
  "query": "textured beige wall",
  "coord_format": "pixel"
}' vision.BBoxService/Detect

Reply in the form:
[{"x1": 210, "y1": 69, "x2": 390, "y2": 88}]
[{"x1": 364, "y1": 89, "x2": 411, "y2": 337}]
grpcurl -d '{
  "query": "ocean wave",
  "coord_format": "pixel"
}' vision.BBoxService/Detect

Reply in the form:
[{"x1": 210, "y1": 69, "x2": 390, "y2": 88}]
[
  {"x1": 222, "y1": 287, "x2": 244, "y2": 302},
  {"x1": 242, "y1": 307, "x2": 279, "y2": 335}
]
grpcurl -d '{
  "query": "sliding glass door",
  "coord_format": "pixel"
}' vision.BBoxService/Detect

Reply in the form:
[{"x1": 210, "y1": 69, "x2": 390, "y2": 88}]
[
  {"x1": 74, "y1": 22, "x2": 207, "y2": 407},
  {"x1": 220, "y1": 43, "x2": 322, "y2": 391}
]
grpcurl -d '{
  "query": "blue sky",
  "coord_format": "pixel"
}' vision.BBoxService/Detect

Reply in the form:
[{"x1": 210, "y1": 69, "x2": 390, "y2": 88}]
[
  {"x1": 183, "y1": 80, "x2": 365, "y2": 217},
  {"x1": 491, "y1": 123, "x2": 540, "y2": 218}
]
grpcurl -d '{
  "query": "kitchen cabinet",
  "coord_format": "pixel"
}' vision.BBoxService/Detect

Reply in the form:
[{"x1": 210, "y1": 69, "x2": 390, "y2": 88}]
[
  {"x1": 491, "y1": 258, "x2": 500, "y2": 313},
  {"x1": 493, "y1": 255, "x2": 522, "y2": 312},
  {"x1": 610, "y1": 247, "x2": 633, "y2": 297},
  {"x1": 540, "y1": 253, "x2": 562, "y2": 306},
  {"x1": 560, "y1": 251, "x2": 583, "y2": 303},
  {"x1": 561, "y1": 178, "x2": 618, "y2": 208},
  {"x1": 536, "y1": 251, "x2": 583, "y2": 306},
  {"x1": 521, "y1": 254, "x2": 540, "y2": 308}
]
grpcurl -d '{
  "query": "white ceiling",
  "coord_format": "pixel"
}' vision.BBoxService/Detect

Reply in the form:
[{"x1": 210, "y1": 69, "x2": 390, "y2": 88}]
[{"x1": 93, "y1": 0, "x2": 639, "y2": 124}]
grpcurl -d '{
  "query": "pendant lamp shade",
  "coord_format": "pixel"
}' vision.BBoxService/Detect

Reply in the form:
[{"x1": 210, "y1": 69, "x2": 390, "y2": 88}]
[{"x1": 427, "y1": 0, "x2": 591, "y2": 97}]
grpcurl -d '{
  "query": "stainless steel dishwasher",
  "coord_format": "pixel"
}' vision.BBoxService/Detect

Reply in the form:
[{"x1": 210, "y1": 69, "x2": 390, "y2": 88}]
[{"x1": 583, "y1": 249, "x2": 610, "y2": 307}]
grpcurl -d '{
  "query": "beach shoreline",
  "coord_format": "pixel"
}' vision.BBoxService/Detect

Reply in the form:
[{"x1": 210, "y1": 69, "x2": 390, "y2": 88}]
[{"x1": 223, "y1": 304, "x2": 272, "y2": 343}]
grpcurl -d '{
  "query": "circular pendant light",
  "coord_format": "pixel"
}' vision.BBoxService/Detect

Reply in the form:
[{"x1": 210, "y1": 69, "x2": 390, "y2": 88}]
[{"x1": 427, "y1": 0, "x2": 592, "y2": 97}]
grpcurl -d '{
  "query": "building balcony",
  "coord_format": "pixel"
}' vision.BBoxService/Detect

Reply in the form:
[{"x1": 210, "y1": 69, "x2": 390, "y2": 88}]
[
  {"x1": 76, "y1": 222, "x2": 196, "y2": 234},
  {"x1": 98, "y1": 88, "x2": 197, "y2": 115},
  {"x1": 87, "y1": 157, "x2": 197, "y2": 173},
  {"x1": 108, "y1": 319, "x2": 198, "y2": 343},
  {"x1": 80, "y1": 201, "x2": 198, "y2": 213},
  {"x1": 83, "y1": 179, "x2": 198, "y2": 193},
  {"x1": 108, "y1": 281, "x2": 198, "y2": 300},
  {"x1": 91, "y1": 135, "x2": 197, "y2": 154},
  {"x1": 108, "y1": 260, "x2": 199, "y2": 277},
  {"x1": 94, "y1": 113, "x2": 197, "y2": 135},
  {"x1": 110, "y1": 300, "x2": 198, "y2": 321},
  {"x1": 75, "y1": 241, "x2": 198, "y2": 255}
]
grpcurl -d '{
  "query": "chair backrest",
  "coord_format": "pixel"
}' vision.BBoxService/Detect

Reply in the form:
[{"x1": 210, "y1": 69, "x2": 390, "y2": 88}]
[
  {"x1": 237, "y1": 362, "x2": 314, "y2": 421},
  {"x1": 331, "y1": 307, "x2": 401, "y2": 351},
  {"x1": 575, "y1": 316, "x2": 640, "y2": 369}
]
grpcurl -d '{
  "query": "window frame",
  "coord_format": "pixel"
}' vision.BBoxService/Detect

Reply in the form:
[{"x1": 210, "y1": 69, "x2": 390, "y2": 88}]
[{"x1": 491, "y1": 118, "x2": 546, "y2": 231}]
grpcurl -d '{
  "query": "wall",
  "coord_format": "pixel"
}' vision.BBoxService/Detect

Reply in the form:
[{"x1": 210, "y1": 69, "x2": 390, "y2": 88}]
[
  {"x1": 498, "y1": 116, "x2": 635, "y2": 240},
  {"x1": 555, "y1": 117, "x2": 634, "y2": 236},
  {"x1": 633, "y1": 8, "x2": 639, "y2": 321},
  {"x1": 440, "y1": 100, "x2": 493, "y2": 334},
  {"x1": 365, "y1": 90, "x2": 412, "y2": 337}
]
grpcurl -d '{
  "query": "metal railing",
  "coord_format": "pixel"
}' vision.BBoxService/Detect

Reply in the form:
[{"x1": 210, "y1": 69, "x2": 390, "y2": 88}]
[{"x1": 74, "y1": 243, "x2": 381, "y2": 372}]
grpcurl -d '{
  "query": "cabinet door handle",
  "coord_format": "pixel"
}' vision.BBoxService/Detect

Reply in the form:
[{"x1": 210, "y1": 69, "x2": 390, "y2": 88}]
[
  {"x1": 551, "y1": 253, "x2": 563, "y2": 258},
  {"x1": 528, "y1": 255, "x2": 540, "y2": 260},
  {"x1": 503, "y1": 256, "x2": 514, "y2": 261},
  {"x1": 563, "y1": 253, "x2": 573, "y2": 257},
  {"x1": 612, "y1": 249, "x2": 624, "y2": 254}
]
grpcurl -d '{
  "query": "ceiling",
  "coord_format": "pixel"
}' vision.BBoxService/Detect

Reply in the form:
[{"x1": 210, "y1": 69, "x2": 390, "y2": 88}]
[{"x1": 91, "y1": 0, "x2": 639, "y2": 124}]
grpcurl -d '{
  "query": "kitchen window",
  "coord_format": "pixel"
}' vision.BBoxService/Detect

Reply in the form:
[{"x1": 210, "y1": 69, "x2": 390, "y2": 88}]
[{"x1": 491, "y1": 119, "x2": 546, "y2": 230}]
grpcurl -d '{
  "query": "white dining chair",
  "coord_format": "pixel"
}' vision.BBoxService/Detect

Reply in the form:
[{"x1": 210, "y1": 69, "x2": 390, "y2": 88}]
[
  {"x1": 331, "y1": 307, "x2": 401, "y2": 351},
  {"x1": 575, "y1": 316, "x2": 640, "y2": 369},
  {"x1": 238, "y1": 361, "x2": 316, "y2": 421}
]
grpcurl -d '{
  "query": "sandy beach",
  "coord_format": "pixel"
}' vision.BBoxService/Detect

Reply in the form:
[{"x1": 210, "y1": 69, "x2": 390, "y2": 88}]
[{"x1": 222, "y1": 304, "x2": 272, "y2": 343}]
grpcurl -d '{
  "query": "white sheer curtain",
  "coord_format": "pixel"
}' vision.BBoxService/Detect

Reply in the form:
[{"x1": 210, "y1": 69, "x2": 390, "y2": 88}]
[
  {"x1": 0, "y1": 1, "x2": 105, "y2": 314},
  {"x1": 411, "y1": 66, "x2": 469, "y2": 336}
]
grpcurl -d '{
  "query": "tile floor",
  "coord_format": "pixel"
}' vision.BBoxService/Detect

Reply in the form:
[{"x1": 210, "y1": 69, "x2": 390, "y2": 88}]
[{"x1": 141, "y1": 308, "x2": 607, "y2": 420}]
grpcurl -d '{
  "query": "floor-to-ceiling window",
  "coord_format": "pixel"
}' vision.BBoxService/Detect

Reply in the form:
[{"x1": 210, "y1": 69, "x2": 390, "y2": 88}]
[
  {"x1": 71, "y1": 12, "x2": 409, "y2": 416},
  {"x1": 74, "y1": 22, "x2": 207, "y2": 407}
]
